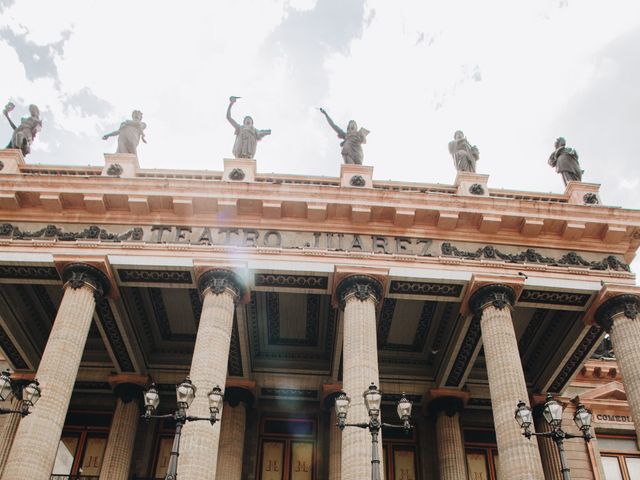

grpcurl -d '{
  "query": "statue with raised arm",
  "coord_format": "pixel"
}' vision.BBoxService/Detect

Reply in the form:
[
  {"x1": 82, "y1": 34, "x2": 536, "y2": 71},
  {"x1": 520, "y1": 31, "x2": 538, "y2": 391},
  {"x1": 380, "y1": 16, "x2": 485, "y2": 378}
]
[
  {"x1": 548, "y1": 136, "x2": 582, "y2": 186},
  {"x1": 102, "y1": 110, "x2": 147, "y2": 155},
  {"x1": 226, "y1": 96, "x2": 271, "y2": 159},
  {"x1": 319, "y1": 108, "x2": 369, "y2": 165},
  {"x1": 448, "y1": 130, "x2": 479, "y2": 172},
  {"x1": 3, "y1": 102, "x2": 42, "y2": 157}
]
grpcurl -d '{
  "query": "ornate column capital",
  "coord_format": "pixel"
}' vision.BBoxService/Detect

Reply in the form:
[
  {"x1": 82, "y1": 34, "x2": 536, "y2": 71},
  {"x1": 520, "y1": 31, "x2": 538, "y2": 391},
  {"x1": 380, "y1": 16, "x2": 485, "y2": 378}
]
[
  {"x1": 197, "y1": 269, "x2": 246, "y2": 301},
  {"x1": 335, "y1": 275, "x2": 383, "y2": 309},
  {"x1": 426, "y1": 388, "x2": 470, "y2": 417},
  {"x1": 108, "y1": 374, "x2": 148, "y2": 404},
  {"x1": 469, "y1": 284, "x2": 516, "y2": 314},
  {"x1": 595, "y1": 294, "x2": 640, "y2": 332},
  {"x1": 62, "y1": 263, "x2": 110, "y2": 298},
  {"x1": 224, "y1": 386, "x2": 255, "y2": 408}
]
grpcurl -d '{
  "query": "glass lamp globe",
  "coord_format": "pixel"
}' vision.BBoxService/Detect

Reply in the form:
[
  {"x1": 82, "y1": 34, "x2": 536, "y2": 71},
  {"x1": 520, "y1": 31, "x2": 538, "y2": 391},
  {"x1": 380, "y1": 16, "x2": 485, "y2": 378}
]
[
  {"x1": 396, "y1": 393, "x2": 412, "y2": 421},
  {"x1": 514, "y1": 400, "x2": 533, "y2": 430},
  {"x1": 23, "y1": 380, "x2": 40, "y2": 407},
  {"x1": 176, "y1": 377, "x2": 196, "y2": 409},
  {"x1": 573, "y1": 403, "x2": 593, "y2": 432},
  {"x1": 543, "y1": 395, "x2": 564, "y2": 428},
  {"x1": 0, "y1": 370, "x2": 12, "y2": 402},
  {"x1": 208, "y1": 385, "x2": 224, "y2": 415},
  {"x1": 144, "y1": 384, "x2": 160, "y2": 413},
  {"x1": 363, "y1": 383, "x2": 382, "y2": 416},
  {"x1": 334, "y1": 392, "x2": 350, "y2": 419}
]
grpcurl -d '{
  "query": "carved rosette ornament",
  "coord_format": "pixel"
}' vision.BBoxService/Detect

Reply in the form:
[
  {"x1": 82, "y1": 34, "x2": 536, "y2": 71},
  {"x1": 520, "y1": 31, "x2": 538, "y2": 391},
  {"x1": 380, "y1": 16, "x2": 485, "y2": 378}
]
[
  {"x1": 349, "y1": 175, "x2": 366, "y2": 187},
  {"x1": 197, "y1": 269, "x2": 246, "y2": 302},
  {"x1": 469, "y1": 284, "x2": 516, "y2": 314},
  {"x1": 106, "y1": 163, "x2": 123, "y2": 176},
  {"x1": 61, "y1": 263, "x2": 110, "y2": 299},
  {"x1": 469, "y1": 183, "x2": 485, "y2": 195},
  {"x1": 335, "y1": 275, "x2": 383, "y2": 309},
  {"x1": 583, "y1": 193, "x2": 599, "y2": 205},
  {"x1": 229, "y1": 168, "x2": 245, "y2": 181},
  {"x1": 595, "y1": 294, "x2": 640, "y2": 332}
]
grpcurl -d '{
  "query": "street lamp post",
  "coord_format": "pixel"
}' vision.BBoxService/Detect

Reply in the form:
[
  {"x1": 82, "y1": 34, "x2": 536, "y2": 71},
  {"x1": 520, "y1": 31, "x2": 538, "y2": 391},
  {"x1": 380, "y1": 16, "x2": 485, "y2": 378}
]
[
  {"x1": 334, "y1": 383, "x2": 413, "y2": 480},
  {"x1": 515, "y1": 394, "x2": 593, "y2": 480},
  {"x1": 0, "y1": 370, "x2": 41, "y2": 417},
  {"x1": 142, "y1": 377, "x2": 224, "y2": 480}
]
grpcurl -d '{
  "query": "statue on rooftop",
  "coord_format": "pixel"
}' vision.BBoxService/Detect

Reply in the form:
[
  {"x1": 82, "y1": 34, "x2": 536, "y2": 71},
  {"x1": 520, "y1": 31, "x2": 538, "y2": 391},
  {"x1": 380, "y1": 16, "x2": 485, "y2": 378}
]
[
  {"x1": 319, "y1": 107, "x2": 369, "y2": 165},
  {"x1": 3, "y1": 102, "x2": 42, "y2": 157},
  {"x1": 548, "y1": 137, "x2": 582, "y2": 186},
  {"x1": 103, "y1": 110, "x2": 147, "y2": 155},
  {"x1": 226, "y1": 96, "x2": 271, "y2": 159},
  {"x1": 448, "y1": 130, "x2": 479, "y2": 172}
]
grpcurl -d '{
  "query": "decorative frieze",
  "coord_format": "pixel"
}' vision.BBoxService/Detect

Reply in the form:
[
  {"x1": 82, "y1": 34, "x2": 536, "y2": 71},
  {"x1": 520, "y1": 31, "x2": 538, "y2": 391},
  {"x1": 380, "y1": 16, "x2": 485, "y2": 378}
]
[
  {"x1": 389, "y1": 280, "x2": 462, "y2": 298},
  {"x1": 94, "y1": 298, "x2": 135, "y2": 372},
  {"x1": 118, "y1": 269, "x2": 192, "y2": 284},
  {"x1": 254, "y1": 273, "x2": 328, "y2": 290},
  {"x1": 519, "y1": 289, "x2": 592, "y2": 307},
  {"x1": 445, "y1": 314, "x2": 481, "y2": 387}
]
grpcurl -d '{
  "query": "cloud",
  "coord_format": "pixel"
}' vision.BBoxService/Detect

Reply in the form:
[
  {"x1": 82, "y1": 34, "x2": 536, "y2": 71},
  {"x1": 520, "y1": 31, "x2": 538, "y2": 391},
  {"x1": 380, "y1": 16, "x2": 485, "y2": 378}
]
[
  {"x1": 0, "y1": 26, "x2": 71, "y2": 83},
  {"x1": 63, "y1": 87, "x2": 112, "y2": 118}
]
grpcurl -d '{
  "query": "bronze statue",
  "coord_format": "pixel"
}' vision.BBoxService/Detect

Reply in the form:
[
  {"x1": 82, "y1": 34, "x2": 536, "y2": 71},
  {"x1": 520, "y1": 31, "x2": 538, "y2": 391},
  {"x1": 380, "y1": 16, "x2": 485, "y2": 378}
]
[
  {"x1": 103, "y1": 110, "x2": 147, "y2": 155},
  {"x1": 548, "y1": 137, "x2": 582, "y2": 185},
  {"x1": 226, "y1": 97, "x2": 271, "y2": 159},
  {"x1": 319, "y1": 108, "x2": 369, "y2": 165},
  {"x1": 448, "y1": 130, "x2": 479, "y2": 172},
  {"x1": 3, "y1": 102, "x2": 42, "y2": 157}
]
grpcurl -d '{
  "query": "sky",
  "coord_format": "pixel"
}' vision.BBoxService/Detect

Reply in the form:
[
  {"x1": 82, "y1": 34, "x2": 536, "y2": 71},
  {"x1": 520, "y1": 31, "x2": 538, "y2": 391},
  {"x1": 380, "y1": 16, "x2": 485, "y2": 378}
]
[{"x1": 0, "y1": 0, "x2": 639, "y2": 271}]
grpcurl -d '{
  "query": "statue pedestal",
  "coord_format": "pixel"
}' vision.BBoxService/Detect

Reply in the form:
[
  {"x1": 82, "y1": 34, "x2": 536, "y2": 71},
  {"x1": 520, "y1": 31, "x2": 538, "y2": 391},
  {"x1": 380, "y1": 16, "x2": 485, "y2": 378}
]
[
  {"x1": 564, "y1": 181, "x2": 601, "y2": 206},
  {"x1": 454, "y1": 172, "x2": 489, "y2": 196},
  {"x1": 340, "y1": 164, "x2": 373, "y2": 188},
  {"x1": 224, "y1": 158, "x2": 256, "y2": 182},
  {"x1": 102, "y1": 154, "x2": 139, "y2": 178},
  {"x1": 0, "y1": 149, "x2": 25, "y2": 174}
]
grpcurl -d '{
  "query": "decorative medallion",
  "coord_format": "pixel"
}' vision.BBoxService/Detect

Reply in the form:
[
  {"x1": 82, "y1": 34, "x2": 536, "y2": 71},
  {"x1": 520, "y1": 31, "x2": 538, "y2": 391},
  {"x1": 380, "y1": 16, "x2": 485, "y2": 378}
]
[
  {"x1": 469, "y1": 183, "x2": 485, "y2": 195},
  {"x1": 583, "y1": 193, "x2": 599, "y2": 205},
  {"x1": 229, "y1": 168, "x2": 245, "y2": 181},
  {"x1": 106, "y1": 163, "x2": 123, "y2": 176},
  {"x1": 349, "y1": 175, "x2": 366, "y2": 187}
]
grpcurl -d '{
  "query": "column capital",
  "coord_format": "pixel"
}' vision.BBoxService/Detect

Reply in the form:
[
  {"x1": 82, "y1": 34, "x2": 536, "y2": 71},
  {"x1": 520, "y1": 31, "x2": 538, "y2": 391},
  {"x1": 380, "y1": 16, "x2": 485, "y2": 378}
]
[
  {"x1": 335, "y1": 274, "x2": 383, "y2": 309},
  {"x1": 426, "y1": 389, "x2": 470, "y2": 417},
  {"x1": 321, "y1": 383, "x2": 343, "y2": 410},
  {"x1": 595, "y1": 294, "x2": 640, "y2": 332},
  {"x1": 469, "y1": 284, "x2": 516, "y2": 314},
  {"x1": 62, "y1": 263, "x2": 110, "y2": 298},
  {"x1": 197, "y1": 269, "x2": 246, "y2": 301},
  {"x1": 108, "y1": 374, "x2": 148, "y2": 404}
]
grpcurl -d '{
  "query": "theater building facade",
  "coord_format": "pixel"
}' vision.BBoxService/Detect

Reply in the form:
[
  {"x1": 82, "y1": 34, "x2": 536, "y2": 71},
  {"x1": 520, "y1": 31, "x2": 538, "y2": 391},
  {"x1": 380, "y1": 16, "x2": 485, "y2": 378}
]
[{"x1": 0, "y1": 149, "x2": 638, "y2": 479}]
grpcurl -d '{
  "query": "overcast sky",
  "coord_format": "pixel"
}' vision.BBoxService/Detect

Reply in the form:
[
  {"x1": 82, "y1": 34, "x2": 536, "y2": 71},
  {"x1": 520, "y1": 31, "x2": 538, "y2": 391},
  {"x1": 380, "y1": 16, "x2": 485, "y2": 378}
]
[{"x1": 1, "y1": 0, "x2": 639, "y2": 272}]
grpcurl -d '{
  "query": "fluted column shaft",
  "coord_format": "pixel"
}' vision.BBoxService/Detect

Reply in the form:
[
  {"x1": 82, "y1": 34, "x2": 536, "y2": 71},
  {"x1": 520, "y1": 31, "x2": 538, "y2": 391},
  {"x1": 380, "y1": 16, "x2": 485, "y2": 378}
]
[
  {"x1": 596, "y1": 295, "x2": 640, "y2": 444},
  {"x1": 471, "y1": 285, "x2": 544, "y2": 479},
  {"x1": 177, "y1": 270, "x2": 243, "y2": 479},
  {"x1": 436, "y1": 411, "x2": 467, "y2": 479},
  {"x1": 328, "y1": 408, "x2": 341, "y2": 480},
  {"x1": 215, "y1": 401, "x2": 246, "y2": 480},
  {"x1": 0, "y1": 398, "x2": 23, "y2": 476},
  {"x1": 3, "y1": 264, "x2": 108, "y2": 480},
  {"x1": 99, "y1": 387, "x2": 141, "y2": 480},
  {"x1": 337, "y1": 275, "x2": 383, "y2": 480},
  {"x1": 534, "y1": 413, "x2": 562, "y2": 480}
]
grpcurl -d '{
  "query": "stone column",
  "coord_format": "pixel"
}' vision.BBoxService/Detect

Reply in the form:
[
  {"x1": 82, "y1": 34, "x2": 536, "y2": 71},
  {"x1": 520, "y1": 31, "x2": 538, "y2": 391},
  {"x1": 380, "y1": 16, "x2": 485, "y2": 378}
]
[
  {"x1": 470, "y1": 284, "x2": 544, "y2": 479},
  {"x1": 99, "y1": 381, "x2": 145, "y2": 480},
  {"x1": 177, "y1": 270, "x2": 244, "y2": 479},
  {"x1": 336, "y1": 275, "x2": 383, "y2": 480},
  {"x1": 328, "y1": 408, "x2": 342, "y2": 480},
  {"x1": 0, "y1": 391, "x2": 25, "y2": 476},
  {"x1": 429, "y1": 396, "x2": 468, "y2": 480},
  {"x1": 215, "y1": 395, "x2": 248, "y2": 480},
  {"x1": 596, "y1": 294, "x2": 640, "y2": 444},
  {"x1": 3, "y1": 264, "x2": 109, "y2": 480},
  {"x1": 534, "y1": 408, "x2": 562, "y2": 480}
]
